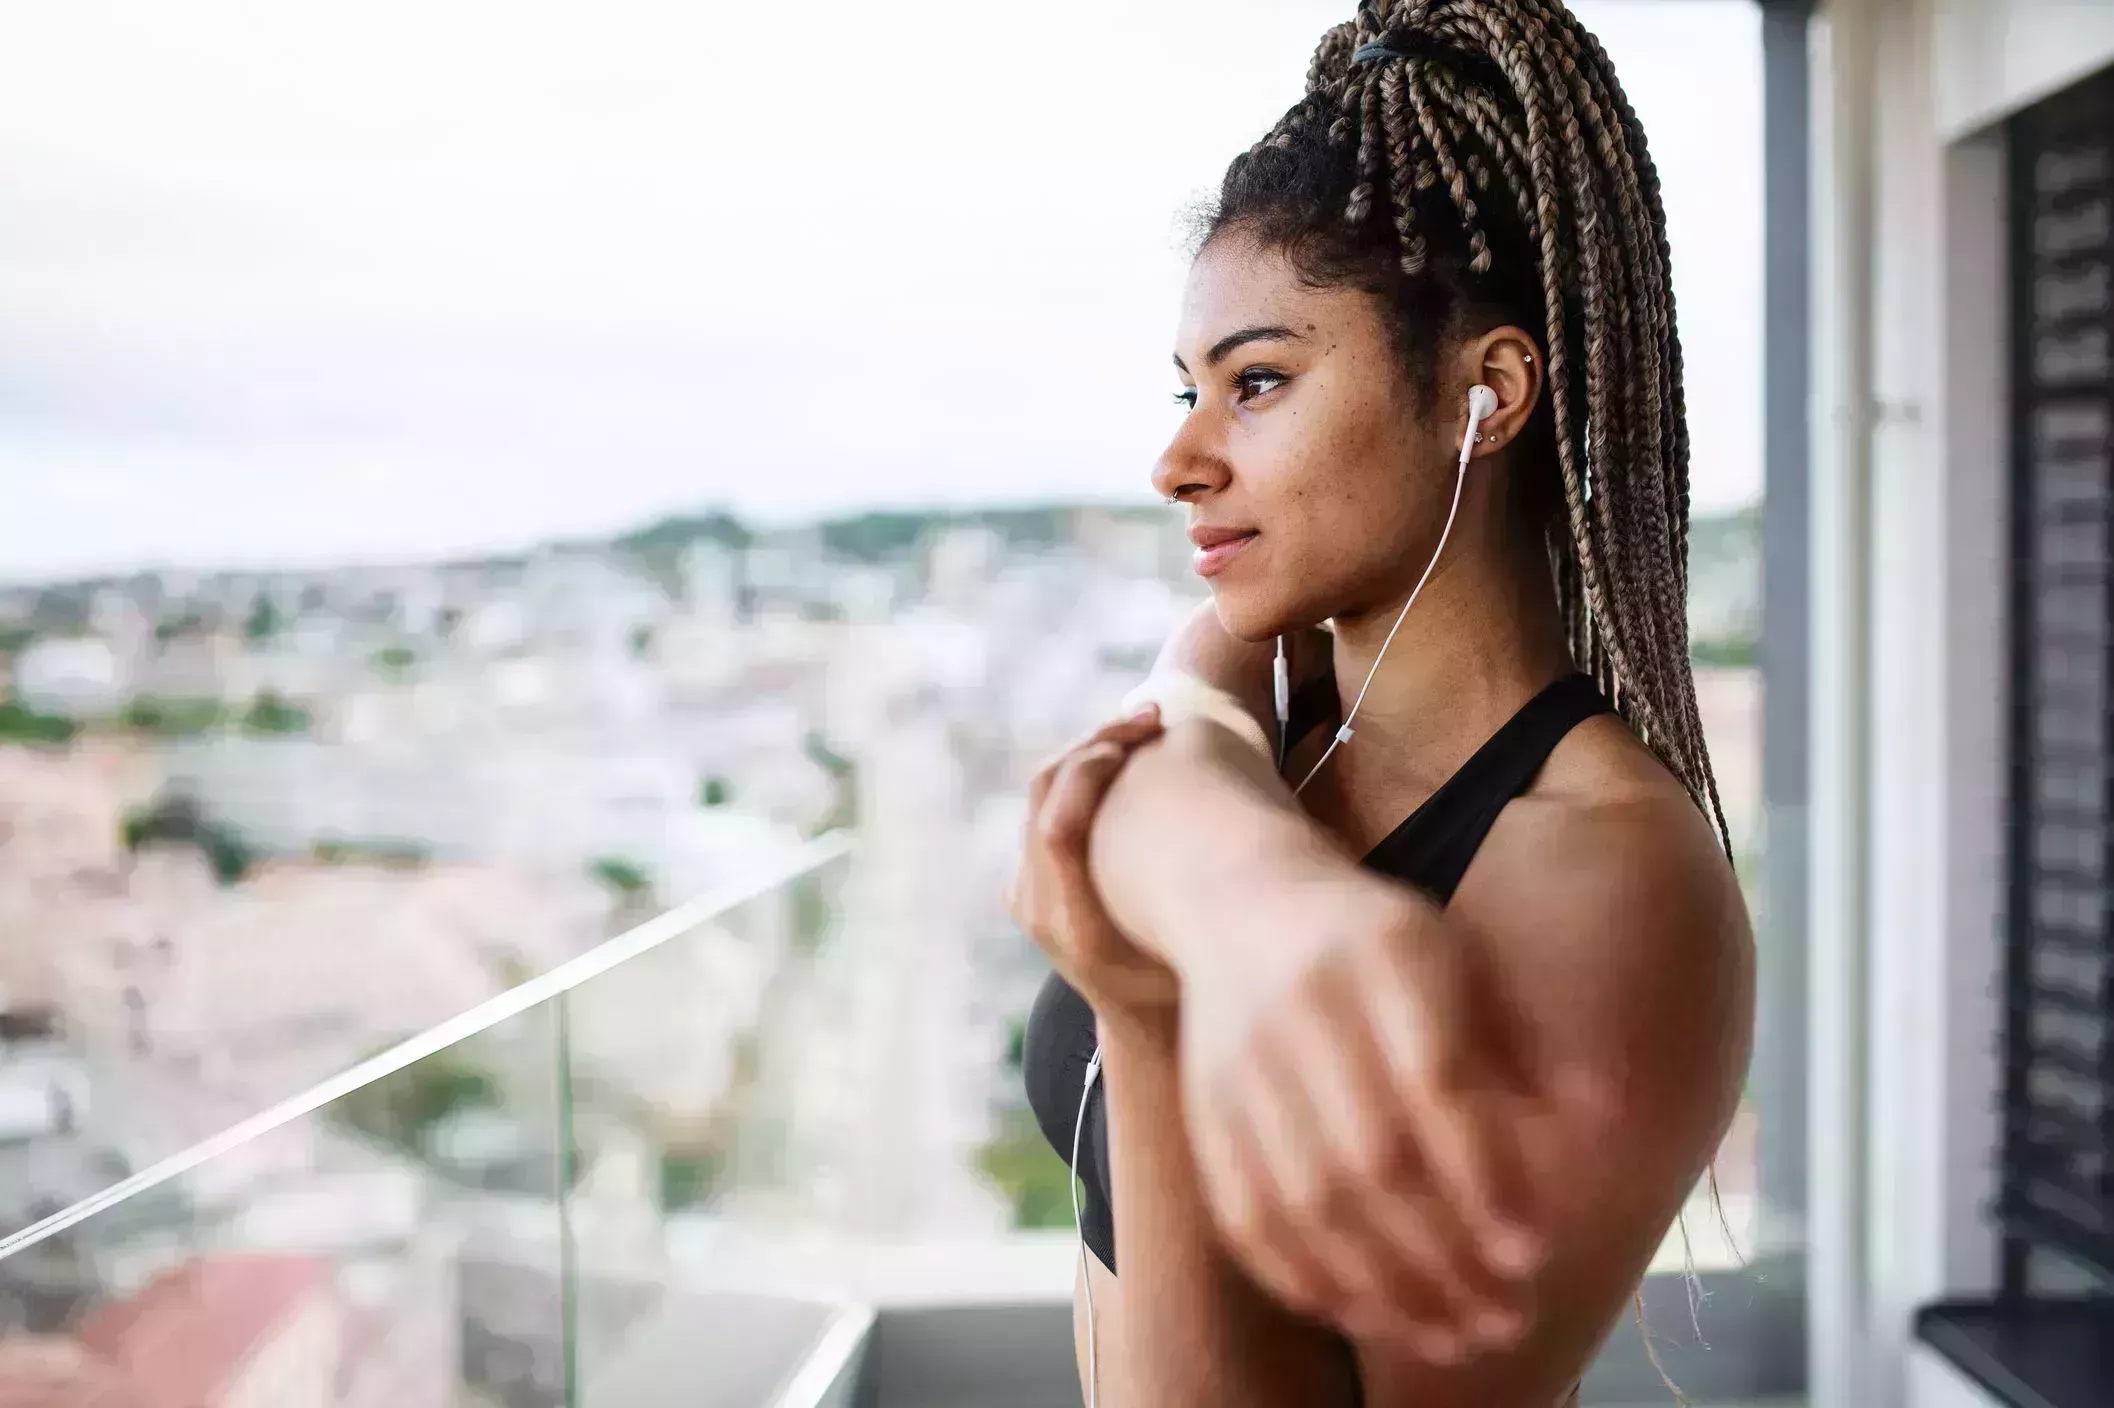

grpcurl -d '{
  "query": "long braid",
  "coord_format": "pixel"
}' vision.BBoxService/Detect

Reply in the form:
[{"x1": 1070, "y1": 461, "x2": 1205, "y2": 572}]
[{"x1": 1241, "y1": 0, "x2": 1729, "y2": 860}]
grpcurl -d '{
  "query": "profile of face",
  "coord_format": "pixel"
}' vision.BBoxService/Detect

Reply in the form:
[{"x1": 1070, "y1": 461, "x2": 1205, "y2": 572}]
[{"x1": 1153, "y1": 229, "x2": 1539, "y2": 644}]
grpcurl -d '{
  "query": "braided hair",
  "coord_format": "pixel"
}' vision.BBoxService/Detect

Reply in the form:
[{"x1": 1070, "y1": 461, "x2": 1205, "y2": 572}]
[{"x1": 1198, "y1": 0, "x2": 1730, "y2": 855}]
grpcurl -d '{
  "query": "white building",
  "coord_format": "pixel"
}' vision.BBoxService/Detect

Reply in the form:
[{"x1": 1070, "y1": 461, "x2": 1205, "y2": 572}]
[
  {"x1": 1792, "y1": 3, "x2": 2114, "y2": 1407},
  {"x1": 11, "y1": 637, "x2": 126, "y2": 718}
]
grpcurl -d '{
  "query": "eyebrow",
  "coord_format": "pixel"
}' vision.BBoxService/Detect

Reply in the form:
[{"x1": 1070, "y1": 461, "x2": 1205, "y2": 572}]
[{"x1": 1172, "y1": 324, "x2": 1307, "y2": 375}]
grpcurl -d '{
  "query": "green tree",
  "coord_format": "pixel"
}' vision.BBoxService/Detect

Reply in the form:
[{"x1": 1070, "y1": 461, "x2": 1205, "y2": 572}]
[
  {"x1": 122, "y1": 696, "x2": 226, "y2": 738},
  {"x1": 333, "y1": 1048, "x2": 501, "y2": 1154},
  {"x1": 802, "y1": 731, "x2": 859, "y2": 836},
  {"x1": 244, "y1": 595, "x2": 282, "y2": 641},
  {"x1": 698, "y1": 775, "x2": 731, "y2": 808},
  {"x1": 820, "y1": 511, "x2": 933, "y2": 563},
  {"x1": 789, "y1": 870, "x2": 839, "y2": 955},
  {"x1": 658, "y1": 1147, "x2": 728, "y2": 1212},
  {"x1": 1690, "y1": 636, "x2": 1758, "y2": 670},
  {"x1": 0, "y1": 700, "x2": 79, "y2": 746},
  {"x1": 590, "y1": 856, "x2": 653, "y2": 901},
  {"x1": 373, "y1": 645, "x2": 417, "y2": 677},
  {"x1": 975, "y1": 1107, "x2": 1077, "y2": 1230},
  {"x1": 312, "y1": 838, "x2": 430, "y2": 868},
  {"x1": 153, "y1": 614, "x2": 202, "y2": 643},
  {"x1": 241, "y1": 691, "x2": 310, "y2": 735},
  {"x1": 121, "y1": 795, "x2": 255, "y2": 884}
]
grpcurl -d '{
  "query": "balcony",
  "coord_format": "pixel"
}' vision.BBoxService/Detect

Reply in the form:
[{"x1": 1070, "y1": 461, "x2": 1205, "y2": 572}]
[{"x1": 0, "y1": 831, "x2": 1806, "y2": 1407}]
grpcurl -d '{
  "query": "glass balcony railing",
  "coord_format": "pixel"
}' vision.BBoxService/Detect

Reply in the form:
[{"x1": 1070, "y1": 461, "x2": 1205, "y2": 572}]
[
  {"x1": 0, "y1": 832, "x2": 873, "y2": 1408},
  {"x1": 2, "y1": 805, "x2": 1773, "y2": 1408}
]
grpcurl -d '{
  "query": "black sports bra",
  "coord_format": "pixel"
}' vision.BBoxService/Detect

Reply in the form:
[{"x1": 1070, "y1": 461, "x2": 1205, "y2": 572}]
[{"x1": 1020, "y1": 671, "x2": 1613, "y2": 1277}]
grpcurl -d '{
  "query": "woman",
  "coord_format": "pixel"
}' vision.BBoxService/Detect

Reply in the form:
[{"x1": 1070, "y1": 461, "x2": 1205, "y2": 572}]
[{"x1": 1009, "y1": 3, "x2": 1754, "y2": 1406}]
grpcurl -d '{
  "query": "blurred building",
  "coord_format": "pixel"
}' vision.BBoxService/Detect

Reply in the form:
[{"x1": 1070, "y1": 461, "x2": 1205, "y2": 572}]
[
  {"x1": 1803, "y1": 4, "x2": 2114, "y2": 1408},
  {"x1": 11, "y1": 641, "x2": 127, "y2": 720},
  {"x1": 74, "y1": 1255, "x2": 339, "y2": 1408}
]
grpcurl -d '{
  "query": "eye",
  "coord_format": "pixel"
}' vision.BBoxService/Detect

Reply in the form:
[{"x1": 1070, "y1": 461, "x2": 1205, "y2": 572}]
[
  {"x1": 1235, "y1": 369, "x2": 1288, "y2": 402},
  {"x1": 1172, "y1": 387, "x2": 1198, "y2": 411}
]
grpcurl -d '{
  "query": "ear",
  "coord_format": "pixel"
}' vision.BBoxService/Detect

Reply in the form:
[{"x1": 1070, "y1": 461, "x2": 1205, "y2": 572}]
[{"x1": 1463, "y1": 327, "x2": 1544, "y2": 461}]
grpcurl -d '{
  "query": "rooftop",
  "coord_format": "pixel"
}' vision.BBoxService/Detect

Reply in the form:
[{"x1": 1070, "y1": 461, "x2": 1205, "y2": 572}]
[{"x1": 76, "y1": 1254, "x2": 330, "y2": 1408}]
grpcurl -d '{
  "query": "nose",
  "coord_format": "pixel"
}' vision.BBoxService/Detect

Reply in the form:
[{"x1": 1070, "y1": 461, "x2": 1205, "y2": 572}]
[{"x1": 1150, "y1": 406, "x2": 1230, "y2": 506}]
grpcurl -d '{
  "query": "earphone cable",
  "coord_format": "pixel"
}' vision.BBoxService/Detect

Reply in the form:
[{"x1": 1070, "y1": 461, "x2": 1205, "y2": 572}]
[{"x1": 1293, "y1": 425, "x2": 1477, "y2": 797}]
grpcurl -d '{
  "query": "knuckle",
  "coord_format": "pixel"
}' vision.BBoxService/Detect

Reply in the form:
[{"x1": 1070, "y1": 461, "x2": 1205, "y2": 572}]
[
  {"x1": 1031, "y1": 793, "x2": 1081, "y2": 838},
  {"x1": 1347, "y1": 1121, "x2": 1409, "y2": 1186},
  {"x1": 1283, "y1": 1166, "x2": 1336, "y2": 1233}
]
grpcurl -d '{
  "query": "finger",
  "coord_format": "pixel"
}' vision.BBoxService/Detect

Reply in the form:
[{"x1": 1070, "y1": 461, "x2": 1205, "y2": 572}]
[
  {"x1": 1037, "y1": 741, "x2": 1130, "y2": 859},
  {"x1": 1273, "y1": 983, "x2": 1511, "y2": 1339},
  {"x1": 1215, "y1": 1096, "x2": 1345, "y2": 1319},
  {"x1": 1328, "y1": 959, "x2": 1529, "y2": 1316},
  {"x1": 1027, "y1": 708, "x2": 1160, "y2": 830},
  {"x1": 1087, "y1": 705, "x2": 1163, "y2": 750},
  {"x1": 1187, "y1": 1053, "x2": 1339, "y2": 1316},
  {"x1": 1362, "y1": 941, "x2": 1541, "y2": 1279},
  {"x1": 1026, "y1": 752, "x2": 1060, "y2": 823},
  {"x1": 1244, "y1": 1024, "x2": 1386, "y2": 1314},
  {"x1": 1262, "y1": 1009, "x2": 1500, "y2": 1363},
  {"x1": 1217, "y1": 1043, "x2": 1366, "y2": 1320},
  {"x1": 1055, "y1": 705, "x2": 1162, "y2": 763}
]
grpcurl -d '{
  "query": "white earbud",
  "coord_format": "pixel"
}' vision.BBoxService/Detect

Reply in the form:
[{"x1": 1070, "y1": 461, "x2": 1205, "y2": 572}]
[
  {"x1": 1467, "y1": 382, "x2": 1499, "y2": 428},
  {"x1": 1286, "y1": 382, "x2": 1498, "y2": 795}
]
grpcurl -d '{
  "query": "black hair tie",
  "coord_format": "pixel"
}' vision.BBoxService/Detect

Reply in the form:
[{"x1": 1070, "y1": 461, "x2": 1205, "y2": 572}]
[{"x1": 1352, "y1": 36, "x2": 1412, "y2": 64}]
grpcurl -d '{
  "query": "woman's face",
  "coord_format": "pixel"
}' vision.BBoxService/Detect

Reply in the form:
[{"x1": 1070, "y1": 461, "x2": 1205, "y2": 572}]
[{"x1": 1153, "y1": 230, "x2": 1460, "y2": 642}]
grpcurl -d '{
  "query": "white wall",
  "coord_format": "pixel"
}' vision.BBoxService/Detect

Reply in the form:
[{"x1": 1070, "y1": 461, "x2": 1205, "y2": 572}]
[
  {"x1": 1933, "y1": 0, "x2": 2114, "y2": 138},
  {"x1": 1861, "y1": 0, "x2": 1962, "y2": 1397}
]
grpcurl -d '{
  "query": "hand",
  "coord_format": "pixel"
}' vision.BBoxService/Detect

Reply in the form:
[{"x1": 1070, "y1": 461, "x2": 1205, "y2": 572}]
[
  {"x1": 1007, "y1": 705, "x2": 1179, "y2": 1024},
  {"x1": 1177, "y1": 901, "x2": 1554, "y2": 1363}
]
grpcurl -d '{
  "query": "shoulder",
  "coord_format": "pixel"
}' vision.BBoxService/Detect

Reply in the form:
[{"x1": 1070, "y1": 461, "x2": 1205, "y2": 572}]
[
  {"x1": 1450, "y1": 711, "x2": 1753, "y2": 1153},
  {"x1": 1474, "y1": 711, "x2": 1740, "y2": 932}
]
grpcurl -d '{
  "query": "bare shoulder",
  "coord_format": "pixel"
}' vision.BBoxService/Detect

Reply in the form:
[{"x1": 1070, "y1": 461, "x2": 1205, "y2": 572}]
[
  {"x1": 1466, "y1": 709, "x2": 1746, "y2": 940},
  {"x1": 1450, "y1": 711, "x2": 1755, "y2": 1161}
]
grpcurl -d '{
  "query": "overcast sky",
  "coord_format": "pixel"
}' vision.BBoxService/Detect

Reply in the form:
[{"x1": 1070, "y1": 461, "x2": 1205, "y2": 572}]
[{"x1": 0, "y1": 0, "x2": 1762, "y2": 583}]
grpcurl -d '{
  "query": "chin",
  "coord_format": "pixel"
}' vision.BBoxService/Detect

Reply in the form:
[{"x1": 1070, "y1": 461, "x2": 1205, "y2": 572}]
[{"x1": 1205, "y1": 586, "x2": 1300, "y2": 644}]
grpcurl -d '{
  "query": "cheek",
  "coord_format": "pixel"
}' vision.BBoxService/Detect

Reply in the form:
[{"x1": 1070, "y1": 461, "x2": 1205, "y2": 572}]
[{"x1": 1244, "y1": 392, "x2": 1421, "y2": 545}]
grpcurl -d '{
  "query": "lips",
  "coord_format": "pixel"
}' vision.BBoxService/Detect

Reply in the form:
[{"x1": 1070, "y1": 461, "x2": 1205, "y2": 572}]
[{"x1": 1191, "y1": 530, "x2": 1258, "y2": 578}]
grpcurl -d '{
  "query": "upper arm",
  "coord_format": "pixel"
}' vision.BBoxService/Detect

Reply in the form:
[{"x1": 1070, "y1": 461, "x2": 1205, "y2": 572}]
[
  {"x1": 1355, "y1": 793, "x2": 1754, "y2": 1407},
  {"x1": 1460, "y1": 791, "x2": 1755, "y2": 1176}
]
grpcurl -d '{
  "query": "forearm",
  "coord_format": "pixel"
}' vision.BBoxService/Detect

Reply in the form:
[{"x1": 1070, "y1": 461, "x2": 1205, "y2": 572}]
[
  {"x1": 1096, "y1": 1014, "x2": 1357, "y2": 1407},
  {"x1": 1084, "y1": 719, "x2": 1409, "y2": 984}
]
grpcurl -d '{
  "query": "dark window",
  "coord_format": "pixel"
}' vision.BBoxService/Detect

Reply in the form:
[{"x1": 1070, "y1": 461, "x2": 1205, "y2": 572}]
[
  {"x1": 1999, "y1": 62, "x2": 2114, "y2": 1293},
  {"x1": 1918, "y1": 60, "x2": 2114, "y2": 1408}
]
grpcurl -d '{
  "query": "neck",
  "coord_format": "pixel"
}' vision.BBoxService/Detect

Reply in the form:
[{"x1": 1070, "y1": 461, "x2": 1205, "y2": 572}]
[{"x1": 1321, "y1": 504, "x2": 1572, "y2": 795}]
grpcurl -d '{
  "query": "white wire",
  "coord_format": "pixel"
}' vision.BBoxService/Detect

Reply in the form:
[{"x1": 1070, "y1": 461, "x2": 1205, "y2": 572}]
[
  {"x1": 1072, "y1": 1046, "x2": 1104, "y2": 1408},
  {"x1": 1293, "y1": 421, "x2": 1480, "y2": 797}
]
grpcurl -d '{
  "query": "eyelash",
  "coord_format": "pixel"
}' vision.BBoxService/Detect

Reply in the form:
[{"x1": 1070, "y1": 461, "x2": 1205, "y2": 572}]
[{"x1": 1173, "y1": 369, "x2": 1289, "y2": 412}]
